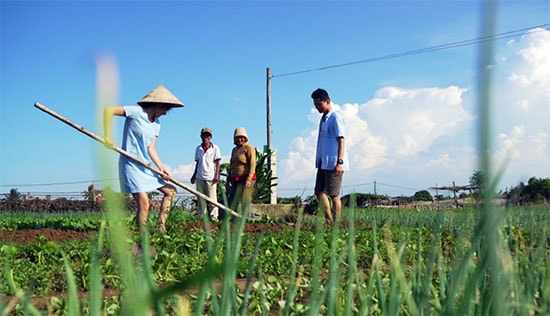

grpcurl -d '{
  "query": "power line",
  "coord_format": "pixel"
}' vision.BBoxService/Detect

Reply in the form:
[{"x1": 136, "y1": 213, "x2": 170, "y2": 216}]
[
  {"x1": 375, "y1": 182, "x2": 423, "y2": 192},
  {"x1": 272, "y1": 181, "x2": 421, "y2": 193},
  {"x1": 0, "y1": 179, "x2": 424, "y2": 193},
  {"x1": 0, "y1": 178, "x2": 458, "y2": 198},
  {"x1": 271, "y1": 24, "x2": 549, "y2": 78},
  {"x1": 0, "y1": 178, "x2": 118, "y2": 187}
]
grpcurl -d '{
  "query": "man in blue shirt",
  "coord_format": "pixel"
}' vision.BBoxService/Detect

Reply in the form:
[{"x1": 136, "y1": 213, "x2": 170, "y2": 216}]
[{"x1": 311, "y1": 88, "x2": 349, "y2": 225}]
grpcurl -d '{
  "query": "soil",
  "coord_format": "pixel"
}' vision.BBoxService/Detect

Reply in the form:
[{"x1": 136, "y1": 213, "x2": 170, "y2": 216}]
[
  {"x1": 0, "y1": 228, "x2": 97, "y2": 244},
  {"x1": 0, "y1": 221, "x2": 294, "y2": 245}
]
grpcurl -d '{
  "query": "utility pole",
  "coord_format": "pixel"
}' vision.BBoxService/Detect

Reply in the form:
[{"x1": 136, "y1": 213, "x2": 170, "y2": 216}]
[
  {"x1": 266, "y1": 68, "x2": 271, "y2": 150},
  {"x1": 266, "y1": 68, "x2": 277, "y2": 204}
]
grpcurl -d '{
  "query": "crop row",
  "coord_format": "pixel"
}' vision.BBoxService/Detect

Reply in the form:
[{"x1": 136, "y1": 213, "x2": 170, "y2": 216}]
[{"x1": 1, "y1": 205, "x2": 549, "y2": 315}]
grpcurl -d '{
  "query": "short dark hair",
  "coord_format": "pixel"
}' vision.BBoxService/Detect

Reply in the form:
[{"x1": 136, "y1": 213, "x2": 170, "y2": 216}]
[
  {"x1": 139, "y1": 102, "x2": 172, "y2": 109},
  {"x1": 311, "y1": 88, "x2": 330, "y2": 101}
]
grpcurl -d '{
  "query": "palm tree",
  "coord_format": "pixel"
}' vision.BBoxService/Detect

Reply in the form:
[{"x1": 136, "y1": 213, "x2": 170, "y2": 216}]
[{"x1": 6, "y1": 188, "x2": 21, "y2": 202}]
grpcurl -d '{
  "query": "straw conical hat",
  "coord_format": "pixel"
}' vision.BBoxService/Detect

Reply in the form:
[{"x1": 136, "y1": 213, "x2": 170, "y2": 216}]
[{"x1": 137, "y1": 85, "x2": 184, "y2": 107}]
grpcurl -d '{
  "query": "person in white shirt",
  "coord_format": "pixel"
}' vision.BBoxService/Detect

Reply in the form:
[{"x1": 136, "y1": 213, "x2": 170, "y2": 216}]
[{"x1": 190, "y1": 127, "x2": 222, "y2": 221}]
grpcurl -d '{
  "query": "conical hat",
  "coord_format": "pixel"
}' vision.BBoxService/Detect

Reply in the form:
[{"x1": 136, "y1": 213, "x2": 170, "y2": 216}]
[{"x1": 137, "y1": 85, "x2": 184, "y2": 107}]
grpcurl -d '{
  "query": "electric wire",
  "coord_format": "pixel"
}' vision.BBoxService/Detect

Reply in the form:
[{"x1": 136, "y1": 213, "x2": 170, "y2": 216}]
[
  {"x1": 0, "y1": 178, "x2": 118, "y2": 187},
  {"x1": 272, "y1": 24, "x2": 549, "y2": 78},
  {"x1": 3, "y1": 178, "x2": 426, "y2": 199}
]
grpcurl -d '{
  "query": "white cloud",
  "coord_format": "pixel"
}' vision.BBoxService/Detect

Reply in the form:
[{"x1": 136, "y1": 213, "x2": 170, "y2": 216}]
[
  {"x1": 495, "y1": 125, "x2": 524, "y2": 162},
  {"x1": 361, "y1": 86, "x2": 472, "y2": 157},
  {"x1": 493, "y1": 28, "x2": 550, "y2": 187},
  {"x1": 427, "y1": 154, "x2": 451, "y2": 167},
  {"x1": 515, "y1": 28, "x2": 550, "y2": 89},
  {"x1": 169, "y1": 163, "x2": 195, "y2": 185}
]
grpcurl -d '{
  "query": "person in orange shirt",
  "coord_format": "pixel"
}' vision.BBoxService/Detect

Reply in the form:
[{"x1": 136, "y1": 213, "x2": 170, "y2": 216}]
[{"x1": 226, "y1": 127, "x2": 256, "y2": 219}]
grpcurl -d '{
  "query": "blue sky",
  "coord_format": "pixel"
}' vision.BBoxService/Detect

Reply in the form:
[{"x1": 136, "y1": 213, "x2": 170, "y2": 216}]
[{"x1": 1, "y1": 1, "x2": 549, "y2": 200}]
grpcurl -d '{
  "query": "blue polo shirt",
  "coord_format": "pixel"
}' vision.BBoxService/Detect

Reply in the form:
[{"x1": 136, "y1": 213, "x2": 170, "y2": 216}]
[{"x1": 315, "y1": 110, "x2": 349, "y2": 171}]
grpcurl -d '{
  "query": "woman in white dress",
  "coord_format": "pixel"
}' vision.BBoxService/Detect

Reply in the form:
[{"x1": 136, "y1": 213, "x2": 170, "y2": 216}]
[{"x1": 103, "y1": 85, "x2": 184, "y2": 233}]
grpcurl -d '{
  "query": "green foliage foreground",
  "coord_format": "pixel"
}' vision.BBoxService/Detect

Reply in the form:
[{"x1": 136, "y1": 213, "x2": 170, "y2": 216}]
[{"x1": 1, "y1": 202, "x2": 549, "y2": 315}]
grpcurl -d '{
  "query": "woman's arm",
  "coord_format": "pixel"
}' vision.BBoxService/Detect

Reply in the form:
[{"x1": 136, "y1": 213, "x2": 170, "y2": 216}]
[
  {"x1": 103, "y1": 106, "x2": 125, "y2": 148},
  {"x1": 147, "y1": 136, "x2": 169, "y2": 180},
  {"x1": 246, "y1": 146, "x2": 256, "y2": 187}
]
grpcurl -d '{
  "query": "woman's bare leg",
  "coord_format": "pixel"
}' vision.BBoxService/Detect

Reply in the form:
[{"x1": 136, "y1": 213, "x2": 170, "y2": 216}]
[
  {"x1": 133, "y1": 192, "x2": 150, "y2": 232},
  {"x1": 158, "y1": 185, "x2": 176, "y2": 231}
]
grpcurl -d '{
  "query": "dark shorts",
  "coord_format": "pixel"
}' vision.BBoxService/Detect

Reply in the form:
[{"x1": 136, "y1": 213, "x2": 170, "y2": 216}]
[{"x1": 314, "y1": 169, "x2": 343, "y2": 197}]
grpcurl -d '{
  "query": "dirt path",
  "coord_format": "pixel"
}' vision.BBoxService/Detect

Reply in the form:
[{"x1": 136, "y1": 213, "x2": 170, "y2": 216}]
[{"x1": 0, "y1": 221, "x2": 297, "y2": 245}]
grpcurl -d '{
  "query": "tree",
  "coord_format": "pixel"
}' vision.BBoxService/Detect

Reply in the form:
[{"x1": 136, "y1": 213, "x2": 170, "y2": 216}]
[
  {"x1": 507, "y1": 177, "x2": 550, "y2": 205},
  {"x1": 4, "y1": 188, "x2": 22, "y2": 210},
  {"x1": 277, "y1": 196, "x2": 302, "y2": 205},
  {"x1": 413, "y1": 190, "x2": 433, "y2": 201},
  {"x1": 469, "y1": 170, "x2": 484, "y2": 205},
  {"x1": 469, "y1": 170, "x2": 483, "y2": 190},
  {"x1": 341, "y1": 193, "x2": 385, "y2": 208},
  {"x1": 6, "y1": 188, "x2": 21, "y2": 202},
  {"x1": 252, "y1": 149, "x2": 277, "y2": 203},
  {"x1": 523, "y1": 177, "x2": 550, "y2": 203}
]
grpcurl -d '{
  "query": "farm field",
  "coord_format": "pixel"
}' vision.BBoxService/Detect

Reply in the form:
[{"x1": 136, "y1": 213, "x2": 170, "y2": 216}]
[{"x1": 1, "y1": 204, "x2": 549, "y2": 315}]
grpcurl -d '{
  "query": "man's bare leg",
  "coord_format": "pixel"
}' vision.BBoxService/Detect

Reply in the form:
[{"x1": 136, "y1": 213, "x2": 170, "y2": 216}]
[
  {"x1": 331, "y1": 195, "x2": 342, "y2": 223},
  {"x1": 316, "y1": 191, "x2": 333, "y2": 224}
]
